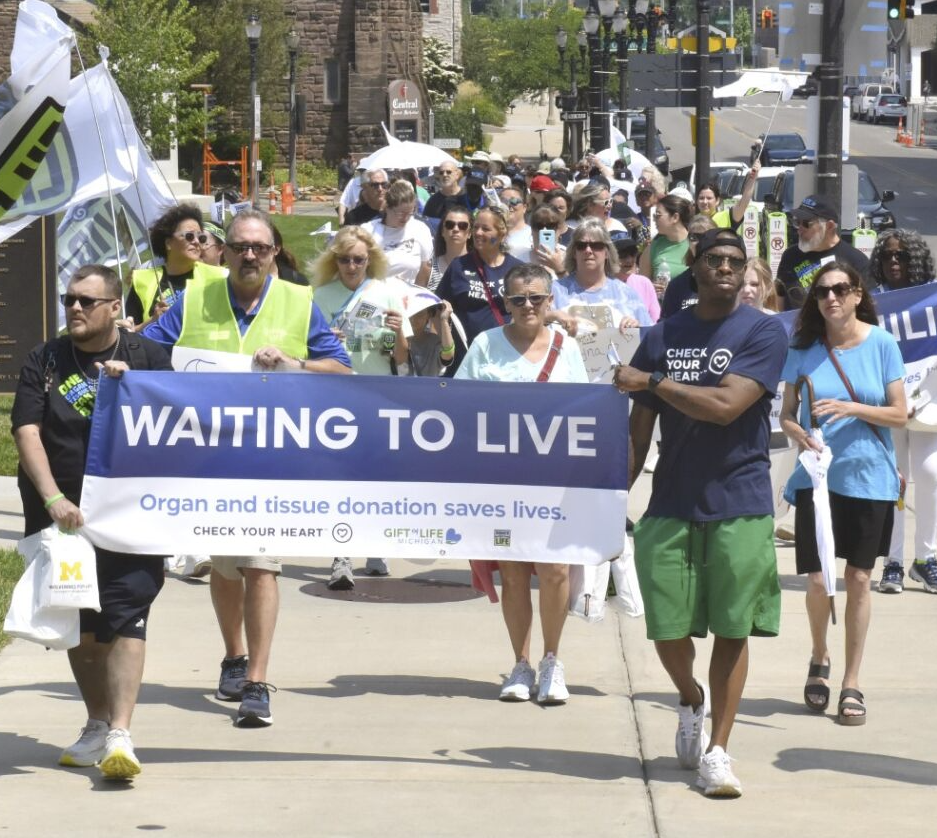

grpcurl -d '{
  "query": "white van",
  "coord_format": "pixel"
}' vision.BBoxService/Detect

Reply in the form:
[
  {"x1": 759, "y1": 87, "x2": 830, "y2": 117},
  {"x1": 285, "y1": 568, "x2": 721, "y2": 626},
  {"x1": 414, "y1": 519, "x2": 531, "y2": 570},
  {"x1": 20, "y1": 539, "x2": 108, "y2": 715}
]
[{"x1": 851, "y1": 83, "x2": 895, "y2": 121}]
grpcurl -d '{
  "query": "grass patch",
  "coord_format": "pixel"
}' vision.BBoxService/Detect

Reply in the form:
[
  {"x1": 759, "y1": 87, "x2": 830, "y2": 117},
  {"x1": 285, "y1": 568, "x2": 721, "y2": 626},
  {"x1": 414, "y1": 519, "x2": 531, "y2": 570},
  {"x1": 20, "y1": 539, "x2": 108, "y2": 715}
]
[
  {"x1": 274, "y1": 214, "x2": 335, "y2": 275},
  {"x1": 0, "y1": 547, "x2": 24, "y2": 650},
  {"x1": 0, "y1": 396, "x2": 15, "y2": 479}
]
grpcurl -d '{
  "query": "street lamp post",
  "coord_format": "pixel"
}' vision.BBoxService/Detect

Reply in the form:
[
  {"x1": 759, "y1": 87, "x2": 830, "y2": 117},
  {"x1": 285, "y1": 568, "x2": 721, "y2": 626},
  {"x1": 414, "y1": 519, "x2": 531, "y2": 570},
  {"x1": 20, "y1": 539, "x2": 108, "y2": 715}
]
[
  {"x1": 286, "y1": 28, "x2": 301, "y2": 191},
  {"x1": 613, "y1": 7, "x2": 627, "y2": 130},
  {"x1": 245, "y1": 11, "x2": 262, "y2": 207},
  {"x1": 583, "y1": 5, "x2": 603, "y2": 153},
  {"x1": 598, "y1": 0, "x2": 617, "y2": 151}
]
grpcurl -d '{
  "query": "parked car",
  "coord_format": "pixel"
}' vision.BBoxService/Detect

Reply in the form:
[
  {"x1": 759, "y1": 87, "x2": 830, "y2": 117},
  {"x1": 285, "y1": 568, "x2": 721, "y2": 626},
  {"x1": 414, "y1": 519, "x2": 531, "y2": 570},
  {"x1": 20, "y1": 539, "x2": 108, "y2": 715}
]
[
  {"x1": 792, "y1": 77, "x2": 818, "y2": 98},
  {"x1": 688, "y1": 161, "x2": 748, "y2": 194},
  {"x1": 750, "y1": 133, "x2": 808, "y2": 167},
  {"x1": 762, "y1": 168, "x2": 897, "y2": 247},
  {"x1": 843, "y1": 84, "x2": 861, "y2": 100},
  {"x1": 868, "y1": 93, "x2": 908, "y2": 124},
  {"x1": 851, "y1": 83, "x2": 895, "y2": 121}
]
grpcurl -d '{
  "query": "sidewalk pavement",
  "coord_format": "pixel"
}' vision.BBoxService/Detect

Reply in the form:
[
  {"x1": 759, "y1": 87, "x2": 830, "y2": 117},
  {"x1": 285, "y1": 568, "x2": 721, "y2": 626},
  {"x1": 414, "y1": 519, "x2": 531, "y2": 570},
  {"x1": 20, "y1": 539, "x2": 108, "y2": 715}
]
[{"x1": 0, "y1": 468, "x2": 935, "y2": 837}]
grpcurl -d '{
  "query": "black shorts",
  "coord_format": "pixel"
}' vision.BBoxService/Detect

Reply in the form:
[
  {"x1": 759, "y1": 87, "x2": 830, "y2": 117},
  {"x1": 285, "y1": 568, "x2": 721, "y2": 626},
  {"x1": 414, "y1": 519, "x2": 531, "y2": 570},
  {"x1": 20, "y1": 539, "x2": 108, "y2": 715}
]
[
  {"x1": 21, "y1": 482, "x2": 164, "y2": 644},
  {"x1": 794, "y1": 489, "x2": 894, "y2": 573}
]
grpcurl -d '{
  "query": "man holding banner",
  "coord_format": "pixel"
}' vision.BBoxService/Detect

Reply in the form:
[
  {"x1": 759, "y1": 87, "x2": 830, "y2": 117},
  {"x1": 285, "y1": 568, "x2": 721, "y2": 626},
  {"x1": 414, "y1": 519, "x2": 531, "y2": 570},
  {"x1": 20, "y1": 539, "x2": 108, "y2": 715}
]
[
  {"x1": 614, "y1": 229, "x2": 788, "y2": 798},
  {"x1": 143, "y1": 209, "x2": 351, "y2": 727},
  {"x1": 12, "y1": 265, "x2": 173, "y2": 780}
]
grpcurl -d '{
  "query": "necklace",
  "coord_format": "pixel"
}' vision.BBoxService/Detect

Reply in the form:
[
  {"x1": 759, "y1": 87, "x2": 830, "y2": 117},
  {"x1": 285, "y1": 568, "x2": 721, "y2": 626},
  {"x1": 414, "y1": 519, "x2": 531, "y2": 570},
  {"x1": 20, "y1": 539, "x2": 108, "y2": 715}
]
[{"x1": 72, "y1": 331, "x2": 121, "y2": 390}]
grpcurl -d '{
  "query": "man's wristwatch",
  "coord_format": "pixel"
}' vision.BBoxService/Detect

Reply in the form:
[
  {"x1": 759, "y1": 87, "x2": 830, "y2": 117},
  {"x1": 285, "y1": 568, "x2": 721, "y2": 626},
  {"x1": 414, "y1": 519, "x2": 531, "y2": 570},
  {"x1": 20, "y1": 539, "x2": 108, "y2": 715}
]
[{"x1": 647, "y1": 370, "x2": 667, "y2": 392}]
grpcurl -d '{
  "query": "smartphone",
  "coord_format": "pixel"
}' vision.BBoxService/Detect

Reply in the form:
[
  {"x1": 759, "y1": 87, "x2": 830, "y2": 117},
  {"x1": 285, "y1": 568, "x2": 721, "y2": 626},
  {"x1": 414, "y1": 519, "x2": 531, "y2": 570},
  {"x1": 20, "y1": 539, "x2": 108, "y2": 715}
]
[{"x1": 538, "y1": 228, "x2": 556, "y2": 252}]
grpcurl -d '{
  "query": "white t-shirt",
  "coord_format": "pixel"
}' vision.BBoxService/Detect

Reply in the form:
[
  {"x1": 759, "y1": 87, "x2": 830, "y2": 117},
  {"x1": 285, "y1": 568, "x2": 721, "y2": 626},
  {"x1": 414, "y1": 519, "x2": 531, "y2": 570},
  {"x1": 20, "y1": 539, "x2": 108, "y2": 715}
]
[
  {"x1": 363, "y1": 217, "x2": 434, "y2": 284},
  {"x1": 505, "y1": 226, "x2": 534, "y2": 263},
  {"x1": 340, "y1": 178, "x2": 362, "y2": 211},
  {"x1": 313, "y1": 278, "x2": 413, "y2": 376},
  {"x1": 455, "y1": 326, "x2": 588, "y2": 384}
]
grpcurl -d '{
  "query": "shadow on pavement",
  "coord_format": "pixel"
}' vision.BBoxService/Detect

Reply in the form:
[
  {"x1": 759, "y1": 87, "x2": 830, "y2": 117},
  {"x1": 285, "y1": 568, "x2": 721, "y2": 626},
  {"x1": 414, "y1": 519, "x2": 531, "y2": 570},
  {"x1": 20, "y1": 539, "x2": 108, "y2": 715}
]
[{"x1": 774, "y1": 748, "x2": 937, "y2": 785}]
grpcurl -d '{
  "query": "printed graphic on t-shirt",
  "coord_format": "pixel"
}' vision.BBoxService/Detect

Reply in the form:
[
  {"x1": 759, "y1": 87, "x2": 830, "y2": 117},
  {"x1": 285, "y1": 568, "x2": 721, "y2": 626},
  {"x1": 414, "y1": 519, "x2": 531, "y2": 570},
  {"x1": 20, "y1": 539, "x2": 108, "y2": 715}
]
[
  {"x1": 664, "y1": 346, "x2": 734, "y2": 383},
  {"x1": 465, "y1": 272, "x2": 505, "y2": 302},
  {"x1": 792, "y1": 254, "x2": 836, "y2": 289},
  {"x1": 58, "y1": 373, "x2": 96, "y2": 418}
]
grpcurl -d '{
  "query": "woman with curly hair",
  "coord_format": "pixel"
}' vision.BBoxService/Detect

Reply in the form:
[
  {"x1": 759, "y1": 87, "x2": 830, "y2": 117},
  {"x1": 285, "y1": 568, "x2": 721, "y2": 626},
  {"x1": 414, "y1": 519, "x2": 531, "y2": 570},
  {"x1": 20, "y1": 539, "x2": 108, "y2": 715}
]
[
  {"x1": 779, "y1": 262, "x2": 907, "y2": 725},
  {"x1": 870, "y1": 230, "x2": 937, "y2": 596},
  {"x1": 869, "y1": 228, "x2": 936, "y2": 290}
]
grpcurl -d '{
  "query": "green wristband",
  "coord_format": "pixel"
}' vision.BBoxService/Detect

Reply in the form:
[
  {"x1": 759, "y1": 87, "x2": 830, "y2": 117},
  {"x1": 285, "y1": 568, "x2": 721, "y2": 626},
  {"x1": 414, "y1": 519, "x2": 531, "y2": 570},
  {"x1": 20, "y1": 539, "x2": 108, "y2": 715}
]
[{"x1": 43, "y1": 493, "x2": 65, "y2": 509}]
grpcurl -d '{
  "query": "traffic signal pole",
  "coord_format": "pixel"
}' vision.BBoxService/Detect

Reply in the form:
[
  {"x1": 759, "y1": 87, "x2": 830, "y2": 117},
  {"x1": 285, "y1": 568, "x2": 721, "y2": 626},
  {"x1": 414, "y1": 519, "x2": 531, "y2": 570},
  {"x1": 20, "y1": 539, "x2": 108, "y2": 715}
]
[
  {"x1": 817, "y1": 0, "x2": 844, "y2": 211},
  {"x1": 695, "y1": 0, "x2": 711, "y2": 189}
]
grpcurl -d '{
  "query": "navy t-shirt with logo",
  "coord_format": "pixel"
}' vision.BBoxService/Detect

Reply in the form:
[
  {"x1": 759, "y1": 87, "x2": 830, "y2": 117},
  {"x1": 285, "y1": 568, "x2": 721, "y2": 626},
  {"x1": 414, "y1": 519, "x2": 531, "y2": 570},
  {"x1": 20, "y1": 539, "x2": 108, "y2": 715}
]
[{"x1": 630, "y1": 304, "x2": 788, "y2": 521}]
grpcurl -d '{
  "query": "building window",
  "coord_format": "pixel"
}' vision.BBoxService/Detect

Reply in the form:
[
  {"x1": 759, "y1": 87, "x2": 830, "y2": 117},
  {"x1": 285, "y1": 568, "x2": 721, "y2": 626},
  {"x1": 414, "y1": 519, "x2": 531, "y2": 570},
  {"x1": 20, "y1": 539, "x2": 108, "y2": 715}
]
[
  {"x1": 420, "y1": 0, "x2": 430, "y2": 12},
  {"x1": 325, "y1": 60, "x2": 342, "y2": 105}
]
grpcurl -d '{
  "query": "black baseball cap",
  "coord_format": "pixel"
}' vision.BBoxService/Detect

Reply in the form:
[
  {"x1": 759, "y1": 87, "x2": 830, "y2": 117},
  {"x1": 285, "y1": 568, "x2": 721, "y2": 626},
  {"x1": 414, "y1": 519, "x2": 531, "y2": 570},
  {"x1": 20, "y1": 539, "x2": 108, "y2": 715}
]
[
  {"x1": 694, "y1": 228, "x2": 747, "y2": 262},
  {"x1": 792, "y1": 194, "x2": 839, "y2": 225}
]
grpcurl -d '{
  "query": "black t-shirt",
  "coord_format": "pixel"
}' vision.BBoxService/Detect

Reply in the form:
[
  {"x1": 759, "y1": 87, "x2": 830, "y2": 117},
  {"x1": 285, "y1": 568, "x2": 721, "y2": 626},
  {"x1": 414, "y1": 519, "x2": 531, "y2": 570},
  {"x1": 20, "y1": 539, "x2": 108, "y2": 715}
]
[
  {"x1": 345, "y1": 203, "x2": 381, "y2": 226},
  {"x1": 126, "y1": 268, "x2": 192, "y2": 324},
  {"x1": 776, "y1": 240, "x2": 871, "y2": 310},
  {"x1": 423, "y1": 190, "x2": 464, "y2": 220},
  {"x1": 11, "y1": 331, "x2": 172, "y2": 501},
  {"x1": 660, "y1": 267, "x2": 697, "y2": 319}
]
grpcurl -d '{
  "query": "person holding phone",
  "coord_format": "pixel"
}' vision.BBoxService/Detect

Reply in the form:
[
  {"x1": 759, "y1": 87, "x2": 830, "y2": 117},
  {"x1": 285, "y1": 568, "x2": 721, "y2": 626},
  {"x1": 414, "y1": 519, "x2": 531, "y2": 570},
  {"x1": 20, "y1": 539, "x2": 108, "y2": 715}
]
[{"x1": 529, "y1": 206, "x2": 567, "y2": 278}]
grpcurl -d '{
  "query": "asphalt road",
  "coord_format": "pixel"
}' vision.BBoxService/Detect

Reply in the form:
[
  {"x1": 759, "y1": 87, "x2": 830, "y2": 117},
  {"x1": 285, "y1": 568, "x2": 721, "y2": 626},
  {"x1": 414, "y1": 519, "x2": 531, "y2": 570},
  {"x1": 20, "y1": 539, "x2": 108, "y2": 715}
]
[{"x1": 654, "y1": 93, "x2": 937, "y2": 254}]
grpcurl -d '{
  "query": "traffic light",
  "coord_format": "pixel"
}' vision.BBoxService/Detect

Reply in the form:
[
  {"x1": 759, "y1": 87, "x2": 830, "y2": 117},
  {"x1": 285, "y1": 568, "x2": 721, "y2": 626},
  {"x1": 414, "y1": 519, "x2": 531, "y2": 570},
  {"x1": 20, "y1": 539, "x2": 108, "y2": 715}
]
[
  {"x1": 888, "y1": 0, "x2": 914, "y2": 19},
  {"x1": 760, "y1": 8, "x2": 774, "y2": 28}
]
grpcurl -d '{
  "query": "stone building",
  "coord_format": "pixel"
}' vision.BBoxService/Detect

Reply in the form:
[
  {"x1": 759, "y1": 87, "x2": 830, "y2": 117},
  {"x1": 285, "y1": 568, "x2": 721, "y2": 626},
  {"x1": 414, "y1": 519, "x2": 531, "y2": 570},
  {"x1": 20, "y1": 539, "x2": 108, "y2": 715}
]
[
  {"x1": 285, "y1": 0, "x2": 430, "y2": 163},
  {"x1": 422, "y1": 0, "x2": 462, "y2": 64}
]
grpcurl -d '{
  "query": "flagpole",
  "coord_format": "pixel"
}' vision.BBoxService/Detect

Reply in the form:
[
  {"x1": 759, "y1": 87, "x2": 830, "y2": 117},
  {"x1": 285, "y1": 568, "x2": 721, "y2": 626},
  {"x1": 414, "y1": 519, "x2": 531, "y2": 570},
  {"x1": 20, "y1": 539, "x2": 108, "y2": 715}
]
[
  {"x1": 751, "y1": 91, "x2": 783, "y2": 165},
  {"x1": 74, "y1": 44, "x2": 126, "y2": 295}
]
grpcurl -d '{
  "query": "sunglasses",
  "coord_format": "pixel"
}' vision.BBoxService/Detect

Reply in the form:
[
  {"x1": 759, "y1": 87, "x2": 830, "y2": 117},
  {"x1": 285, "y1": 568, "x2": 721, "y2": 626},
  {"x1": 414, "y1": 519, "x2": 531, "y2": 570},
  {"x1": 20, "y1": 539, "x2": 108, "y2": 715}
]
[
  {"x1": 795, "y1": 217, "x2": 820, "y2": 229},
  {"x1": 702, "y1": 253, "x2": 746, "y2": 271},
  {"x1": 227, "y1": 242, "x2": 275, "y2": 256},
  {"x1": 532, "y1": 223, "x2": 559, "y2": 230},
  {"x1": 575, "y1": 241, "x2": 607, "y2": 252},
  {"x1": 882, "y1": 250, "x2": 910, "y2": 263},
  {"x1": 505, "y1": 293, "x2": 549, "y2": 308},
  {"x1": 177, "y1": 231, "x2": 208, "y2": 244},
  {"x1": 444, "y1": 220, "x2": 470, "y2": 231},
  {"x1": 592, "y1": 199, "x2": 613, "y2": 208},
  {"x1": 504, "y1": 198, "x2": 525, "y2": 208},
  {"x1": 60, "y1": 293, "x2": 117, "y2": 310},
  {"x1": 814, "y1": 282, "x2": 855, "y2": 299},
  {"x1": 337, "y1": 255, "x2": 368, "y2": 266},
  {"x1": 367, "y1": 181, "x2": 388, "y2": 189}
]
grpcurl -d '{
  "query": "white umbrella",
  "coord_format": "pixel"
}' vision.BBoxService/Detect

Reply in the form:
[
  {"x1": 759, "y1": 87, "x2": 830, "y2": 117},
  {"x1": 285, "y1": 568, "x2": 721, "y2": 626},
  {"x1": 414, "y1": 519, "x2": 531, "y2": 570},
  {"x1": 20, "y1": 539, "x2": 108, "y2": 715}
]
[
  {"x1": 796, "y1": 375, "x2": 837, "y2": 625},
  {"x1": 359, "y1": 141, "x2": 458, "y2": 172}
]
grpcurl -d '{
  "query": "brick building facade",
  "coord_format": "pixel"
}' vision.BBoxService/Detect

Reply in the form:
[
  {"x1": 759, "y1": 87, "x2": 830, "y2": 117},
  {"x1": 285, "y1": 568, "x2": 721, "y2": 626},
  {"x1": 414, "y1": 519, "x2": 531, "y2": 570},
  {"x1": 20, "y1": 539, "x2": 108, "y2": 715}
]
[{"x1": 422, "y1": 0, "x2": 462, "y2": 64}]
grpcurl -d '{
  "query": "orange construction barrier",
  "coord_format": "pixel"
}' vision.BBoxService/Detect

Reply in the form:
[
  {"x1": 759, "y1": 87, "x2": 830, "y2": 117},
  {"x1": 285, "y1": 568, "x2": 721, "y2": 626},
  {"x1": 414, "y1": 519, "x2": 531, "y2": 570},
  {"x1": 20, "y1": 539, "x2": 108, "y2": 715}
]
[
  {"x1": 896, "y1": 117, "x2": 903, "y2": 143},
  {"x1": 281, "y1": 182, "x2": 294, "y2": 215},
  {"x1": 268, "y1": 186, "x2": 278, "y2": 214}
]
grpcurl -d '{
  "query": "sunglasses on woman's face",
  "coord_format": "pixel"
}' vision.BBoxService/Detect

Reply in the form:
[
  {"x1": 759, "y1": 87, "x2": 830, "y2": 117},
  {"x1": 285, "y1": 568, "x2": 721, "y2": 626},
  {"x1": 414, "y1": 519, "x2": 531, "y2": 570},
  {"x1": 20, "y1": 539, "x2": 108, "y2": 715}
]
[
  {"x1": 444, "y1": 220, "x2": 470, "y2": 231},
  {"x1": 814, "y1": 282, "x2": 854, "y2": 299},
  {"x1": 504, "y1": 293, "x2": 549, "y2": 308},
  {"x1": 504, "y1": 198, "x2": 524, "y2": 208},
  {"x1": 575, "y1": 240, "x2": 607, "y2": 252},
  {"x1": 337, "y1": 255, "x2": 367, "y2": 266},
  {"x1": 881, "y1": 250, "x2": 910, "y2": 263},
  {"x1": 532, "y1": 223, "x2": 558, "y2": 230},
  {"x1": 177, "y1": 231, "x2": 208, "y2": 244}
]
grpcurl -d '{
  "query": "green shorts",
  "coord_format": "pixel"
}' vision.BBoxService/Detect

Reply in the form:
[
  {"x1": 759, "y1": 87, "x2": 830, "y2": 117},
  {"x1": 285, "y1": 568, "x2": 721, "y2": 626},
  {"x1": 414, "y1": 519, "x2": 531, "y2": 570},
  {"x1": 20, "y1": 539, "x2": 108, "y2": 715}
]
[{"x1": 633, "y1": 515, "x2": 780, "y2": 641}]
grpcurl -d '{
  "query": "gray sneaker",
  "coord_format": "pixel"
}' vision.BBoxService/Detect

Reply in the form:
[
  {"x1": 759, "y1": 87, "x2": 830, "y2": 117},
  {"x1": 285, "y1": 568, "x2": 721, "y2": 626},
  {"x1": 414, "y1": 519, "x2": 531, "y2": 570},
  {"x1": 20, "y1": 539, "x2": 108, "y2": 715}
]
[
  {"x1": 675, "y1": 680, "x2": 710, "y2": 769},
  {"x1": 216, "y1": 655, "x2": 248, "y2": 701},
  {"x1": 365, "y1": 557, "x2": 390, "y2": 576},
  {"x1": 59, "y1": 719, "x2": 109, "y2": 767},
  {"x1": 328, "y1": 557, "x2": 355, "y2": 590}
]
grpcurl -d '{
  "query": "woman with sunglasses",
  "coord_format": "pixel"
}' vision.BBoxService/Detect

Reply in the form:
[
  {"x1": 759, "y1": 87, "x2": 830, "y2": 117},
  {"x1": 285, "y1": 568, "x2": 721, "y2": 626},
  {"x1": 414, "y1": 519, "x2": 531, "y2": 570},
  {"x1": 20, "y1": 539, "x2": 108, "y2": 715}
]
[
  {"x1": 311, "y1": 226, "x2": 412, "y2": 586},
  {"x1": 456, "y1": 263, "x2": 588, "y2": 705},
  {"x1": 639, "y1": 194, "x2": 693, "y2": 302},
  {"x1": 569, "y1": 184, "x2": 628, "y2": 235},
  {"x1": 779, "y1": 262, "x2": 907, "y2": 726},
  {"x1": 868, "y1": 230, "x2": 937, "y2": 596},
  {"x1": 501, "y1": 187, "x2": 534, "y2": 262},
  {"x1": 363, "y1": 180, "x2": 433, "y2": 286},
  {"x1": 127, "y1": 203, "x2": 227, "y2": 330},
  {"x1": 529, "y1": 205, "x2": 568, "y2": 278},
  {"x1": 553, "y1": 220, "x2": 652, "y2": 330},
  {"x1": 428, "y1": 205, "x2": 471, "y2": 291}
]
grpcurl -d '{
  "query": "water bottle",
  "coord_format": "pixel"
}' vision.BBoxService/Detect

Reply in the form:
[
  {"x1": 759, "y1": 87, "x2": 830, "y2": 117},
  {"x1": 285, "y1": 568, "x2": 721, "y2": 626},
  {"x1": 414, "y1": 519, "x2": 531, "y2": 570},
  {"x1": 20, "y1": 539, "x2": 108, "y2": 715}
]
[{"x1": 655, "y1": 261, "x2": 671, "y2": 301}]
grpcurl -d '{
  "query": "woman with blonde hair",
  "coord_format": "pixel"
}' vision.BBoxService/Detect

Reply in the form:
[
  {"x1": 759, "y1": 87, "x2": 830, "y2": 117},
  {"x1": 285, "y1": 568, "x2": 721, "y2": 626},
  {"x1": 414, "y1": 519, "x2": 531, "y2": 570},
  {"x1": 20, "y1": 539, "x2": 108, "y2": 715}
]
[
  {"x1": 740, "y1": 257, "x2": 779, "y2": 313},
  {"x1": 312, "y1": 225, "x2": 411, "y2": 589}
]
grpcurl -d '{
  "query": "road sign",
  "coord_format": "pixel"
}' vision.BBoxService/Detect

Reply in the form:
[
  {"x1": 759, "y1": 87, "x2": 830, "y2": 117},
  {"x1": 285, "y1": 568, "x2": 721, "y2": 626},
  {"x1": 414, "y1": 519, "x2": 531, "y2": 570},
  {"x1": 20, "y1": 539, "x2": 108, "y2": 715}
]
[
  {"x1": 561, "y1": 111, "x2": 588, "y2": 122},
  {"x1": 626, "y1": 53, "x2": 738, "y2": 109},
  {"x1": 432, "y1": 138, "x2": 461, "y2": 149}
]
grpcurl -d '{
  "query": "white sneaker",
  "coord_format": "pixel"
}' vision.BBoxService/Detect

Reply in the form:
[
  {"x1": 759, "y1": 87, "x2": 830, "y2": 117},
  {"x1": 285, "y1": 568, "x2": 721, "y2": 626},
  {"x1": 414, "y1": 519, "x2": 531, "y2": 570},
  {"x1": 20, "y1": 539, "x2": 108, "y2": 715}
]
[
  {"x1": 328, "y1": 557, "x2": 355, "y2": 590},
  {"x1": 365, "y1": 557, "x2": 390, "y2": 577},
  {"x1": 99, "y1": 728, "x2": 141, "y2": 780},
  {"x1": 499, "y1": 660, "x2": 536, "y2": 701},
  {"x1": 59, "y1": 719, "x2": 109, "y2": 767},
  {"x1": 537, "y1": 654, "x2": 570, "y2": 705},
  {"x1": 181, "y1": 555, "x2": 212, "y2": 578},
  {"x1": 675, "y1": 680, "x2": 710, "y2": 769},
  {"x1": 696, "y1": 746, "x2": 742, "y2": 797}
]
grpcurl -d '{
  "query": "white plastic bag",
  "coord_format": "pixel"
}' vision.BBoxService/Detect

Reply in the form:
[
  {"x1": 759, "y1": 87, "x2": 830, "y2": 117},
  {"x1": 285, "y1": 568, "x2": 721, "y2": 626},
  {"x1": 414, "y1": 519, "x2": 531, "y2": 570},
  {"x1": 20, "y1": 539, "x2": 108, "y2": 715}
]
[
  {"x1": 568, "y1": 561, "x2": 611, "y2": 623},
  {"x1": 607, "y1": 536, "x2": 645, "y2": 618},
  {"x1": 35, "y1": 526, "x2": 99, "y2": 611},
  {"x1": 3, "y1": 533, "x2": 80, "y2": 650}
]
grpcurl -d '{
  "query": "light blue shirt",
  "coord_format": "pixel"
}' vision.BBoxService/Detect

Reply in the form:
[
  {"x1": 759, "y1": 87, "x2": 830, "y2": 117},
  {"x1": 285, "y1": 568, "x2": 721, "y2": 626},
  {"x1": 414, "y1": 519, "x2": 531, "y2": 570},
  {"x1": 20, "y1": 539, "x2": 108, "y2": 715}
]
[
  {"x1": 782, "y1": 326, "x2": 905, "y2": 502},
  {"x1": 552, "y1": 275, "x2": 653, "y2": 326}
]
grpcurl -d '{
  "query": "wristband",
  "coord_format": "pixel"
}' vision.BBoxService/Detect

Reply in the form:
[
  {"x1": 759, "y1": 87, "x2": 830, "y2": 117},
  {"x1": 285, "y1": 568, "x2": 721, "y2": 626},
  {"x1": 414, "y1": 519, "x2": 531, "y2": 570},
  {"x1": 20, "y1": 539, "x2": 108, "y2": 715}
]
[
  {"x1": 439, "y1": 343, "x2": 455, "y2": 354},
  {"x1": 296, "y1": 357, "x2": 307, "y2": 371},
  {"x1": 44, "y1": 493, "x2": 65, "y2": 509}
]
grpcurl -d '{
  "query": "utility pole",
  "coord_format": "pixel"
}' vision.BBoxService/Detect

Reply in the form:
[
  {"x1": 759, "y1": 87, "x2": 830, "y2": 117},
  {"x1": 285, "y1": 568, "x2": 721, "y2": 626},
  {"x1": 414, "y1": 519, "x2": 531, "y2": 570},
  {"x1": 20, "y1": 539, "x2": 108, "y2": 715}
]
[
  {"x1": 817, "y1": 0, "x2": 844, "y2": 209},
  {"x1": 695, "y1": 0, "x2": 711, "y2": 188}
]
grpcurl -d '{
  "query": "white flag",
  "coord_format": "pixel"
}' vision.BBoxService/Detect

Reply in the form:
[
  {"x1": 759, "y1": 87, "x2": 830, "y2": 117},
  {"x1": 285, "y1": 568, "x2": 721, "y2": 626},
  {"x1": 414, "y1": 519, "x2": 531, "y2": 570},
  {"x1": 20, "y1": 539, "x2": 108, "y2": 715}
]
[{"x1": 713, "y1": 70, "x2": 809, "y2": 102}]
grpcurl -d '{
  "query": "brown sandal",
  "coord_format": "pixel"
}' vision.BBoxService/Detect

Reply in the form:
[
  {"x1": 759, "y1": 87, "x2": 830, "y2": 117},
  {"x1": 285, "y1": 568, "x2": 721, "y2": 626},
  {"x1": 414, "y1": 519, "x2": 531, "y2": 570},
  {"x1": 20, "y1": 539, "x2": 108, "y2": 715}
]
[
  {"x1": 837, "y1": 688, "x2": 867, "y2": 726},
  {"x1": 803, "y1": 660, "x2": 831, "y2": 712}
]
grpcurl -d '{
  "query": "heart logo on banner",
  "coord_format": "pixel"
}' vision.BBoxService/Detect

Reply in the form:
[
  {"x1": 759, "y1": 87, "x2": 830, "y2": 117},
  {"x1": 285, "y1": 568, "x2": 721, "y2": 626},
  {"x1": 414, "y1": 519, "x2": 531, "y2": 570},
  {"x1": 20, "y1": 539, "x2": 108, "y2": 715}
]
[{"x1": 445, "y1": 528, "x2": 462, "y2": 544}]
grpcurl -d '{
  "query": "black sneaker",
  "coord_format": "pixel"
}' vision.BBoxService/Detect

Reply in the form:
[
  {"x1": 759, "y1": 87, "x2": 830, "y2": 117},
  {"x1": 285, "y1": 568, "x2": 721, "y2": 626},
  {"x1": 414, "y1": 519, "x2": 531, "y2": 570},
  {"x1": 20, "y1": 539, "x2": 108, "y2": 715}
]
[
  {"x1": 236, "y1": 681, "x2": 276, "y2": 727},
  {"x1": 216, "y1": 655, "x2": 248, "y2": 701},
  {"x1": 878, "y1": 562, "x2": 905, "y2": 594}
]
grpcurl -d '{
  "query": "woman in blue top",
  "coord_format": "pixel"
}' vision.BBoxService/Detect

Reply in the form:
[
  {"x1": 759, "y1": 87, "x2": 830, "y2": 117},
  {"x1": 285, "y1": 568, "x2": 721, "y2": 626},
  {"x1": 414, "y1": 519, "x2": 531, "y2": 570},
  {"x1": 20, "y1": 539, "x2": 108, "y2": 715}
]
[{"x1": 779, "y1": 262, "x2": 907, "y2": 727}]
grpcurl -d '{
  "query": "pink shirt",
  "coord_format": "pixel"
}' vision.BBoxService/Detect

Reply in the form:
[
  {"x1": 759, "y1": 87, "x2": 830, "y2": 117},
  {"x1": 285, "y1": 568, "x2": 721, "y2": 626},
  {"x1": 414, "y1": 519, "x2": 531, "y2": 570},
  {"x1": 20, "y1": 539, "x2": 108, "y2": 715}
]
[{"x1": 619, "y1": 272, "x2": 660, "y2": 323}]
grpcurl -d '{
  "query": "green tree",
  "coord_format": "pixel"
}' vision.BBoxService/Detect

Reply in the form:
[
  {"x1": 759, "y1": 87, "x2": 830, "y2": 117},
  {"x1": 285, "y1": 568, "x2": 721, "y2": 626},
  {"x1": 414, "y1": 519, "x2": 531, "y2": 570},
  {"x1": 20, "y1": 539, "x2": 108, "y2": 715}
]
[
  {"x1": 82, "y1": 0, "x2": 216, "y2": 154},
  {"x1": 191, "y1": 0, "x2": 294, "y2": 137},
  {"x1": 424, "y1": 37, "x2": 464, "y2": 106},
  {"x1": 734, "y1": 8, "x2": 752, "y2": 64}
]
